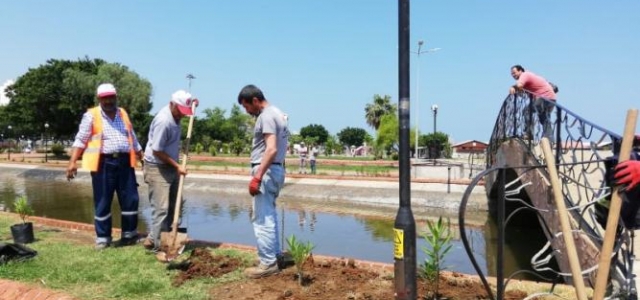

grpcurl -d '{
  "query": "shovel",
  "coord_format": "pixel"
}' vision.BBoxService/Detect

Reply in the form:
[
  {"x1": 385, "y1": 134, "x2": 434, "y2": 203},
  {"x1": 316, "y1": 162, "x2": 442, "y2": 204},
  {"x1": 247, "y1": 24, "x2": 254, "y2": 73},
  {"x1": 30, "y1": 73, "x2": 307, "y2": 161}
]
[{"x1": 156, "y1": 99, "x2": 198, "y2": 262}]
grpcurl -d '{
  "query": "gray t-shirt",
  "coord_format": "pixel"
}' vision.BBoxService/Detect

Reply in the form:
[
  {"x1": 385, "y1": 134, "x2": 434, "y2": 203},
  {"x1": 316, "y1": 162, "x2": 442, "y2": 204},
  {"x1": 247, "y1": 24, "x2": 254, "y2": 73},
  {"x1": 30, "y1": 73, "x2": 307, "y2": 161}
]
[
  {"x1": 144, "y1": 105, "x2": 182, "y2": 164},
  {"x1": 250, "y1": 105, "x2": 289, "y2": 164}
]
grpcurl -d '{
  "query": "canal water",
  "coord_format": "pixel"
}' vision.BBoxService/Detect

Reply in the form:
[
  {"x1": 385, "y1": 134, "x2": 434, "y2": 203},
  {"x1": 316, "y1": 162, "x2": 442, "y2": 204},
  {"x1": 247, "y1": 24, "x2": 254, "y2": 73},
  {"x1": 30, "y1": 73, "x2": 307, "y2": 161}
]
[{"x1": 0, "y1": 169, "x2": 545, "y2": 278}]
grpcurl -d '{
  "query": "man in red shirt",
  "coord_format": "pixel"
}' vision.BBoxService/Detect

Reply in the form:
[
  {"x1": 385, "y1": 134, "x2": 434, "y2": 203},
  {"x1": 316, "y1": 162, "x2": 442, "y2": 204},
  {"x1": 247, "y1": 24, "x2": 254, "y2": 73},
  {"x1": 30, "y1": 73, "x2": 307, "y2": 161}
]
[{"x1": 509, "y1": 65, "x2": 557, "y2": 140}]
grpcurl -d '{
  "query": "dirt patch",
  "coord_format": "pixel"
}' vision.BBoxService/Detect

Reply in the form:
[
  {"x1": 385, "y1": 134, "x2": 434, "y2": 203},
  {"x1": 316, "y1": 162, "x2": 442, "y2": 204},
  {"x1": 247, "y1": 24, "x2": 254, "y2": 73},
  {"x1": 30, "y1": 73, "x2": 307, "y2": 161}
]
[
  {"x1": 171, "y1": 247, "x2": 243, "y2": 287},
  {"x1": 207, "y1": 254, "x2": 531, "y2": 300}
]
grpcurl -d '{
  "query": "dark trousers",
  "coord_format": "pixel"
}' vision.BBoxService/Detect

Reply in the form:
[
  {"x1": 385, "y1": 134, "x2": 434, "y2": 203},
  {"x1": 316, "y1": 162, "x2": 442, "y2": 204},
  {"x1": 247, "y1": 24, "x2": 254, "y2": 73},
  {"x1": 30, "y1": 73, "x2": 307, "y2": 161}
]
[{"x1": 91, "y1": 155, "x2": 139, "y2": 242}]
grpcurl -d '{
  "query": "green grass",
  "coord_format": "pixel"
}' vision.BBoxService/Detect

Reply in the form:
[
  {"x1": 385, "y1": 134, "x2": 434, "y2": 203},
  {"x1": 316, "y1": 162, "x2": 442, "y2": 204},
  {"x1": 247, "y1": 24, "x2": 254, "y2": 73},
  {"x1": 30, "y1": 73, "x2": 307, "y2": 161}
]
[
  {"x1": 189, "y1": 159, "x2": 396, "y2": 176},
  {"x1": 0, "y1": 214, "x2": 253, "y2": 300}
]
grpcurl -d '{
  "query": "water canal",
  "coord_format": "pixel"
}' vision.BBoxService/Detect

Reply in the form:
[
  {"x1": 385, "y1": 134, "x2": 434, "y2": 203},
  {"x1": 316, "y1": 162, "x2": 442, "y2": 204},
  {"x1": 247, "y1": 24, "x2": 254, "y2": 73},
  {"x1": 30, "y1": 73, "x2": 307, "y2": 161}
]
[{"x1": 0, "y1": 165, "x2": 547, "y2": 278}]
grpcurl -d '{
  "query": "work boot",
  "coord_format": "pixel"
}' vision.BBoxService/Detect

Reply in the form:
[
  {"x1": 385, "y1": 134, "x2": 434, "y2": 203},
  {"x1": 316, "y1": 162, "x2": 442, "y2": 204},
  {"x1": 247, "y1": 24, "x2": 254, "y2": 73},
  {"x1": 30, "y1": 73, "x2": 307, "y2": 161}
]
[
  {"x1": 244, "y1": 262, "x2": 280, "y2": 279},
  {"x1": 142, "y1": 238, "x2": 154, "y2": 250},
  {"x1": 115, "y1": 234, "x2": 140, "y2": 247}
]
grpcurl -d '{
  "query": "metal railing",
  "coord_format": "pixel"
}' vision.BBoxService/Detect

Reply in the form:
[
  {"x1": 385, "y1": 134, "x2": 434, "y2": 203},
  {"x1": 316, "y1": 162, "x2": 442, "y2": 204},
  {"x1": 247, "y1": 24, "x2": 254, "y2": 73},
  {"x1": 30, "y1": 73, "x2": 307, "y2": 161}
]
[{"x1": 460, "y1": 93, "x2": 637, "y2": 299}]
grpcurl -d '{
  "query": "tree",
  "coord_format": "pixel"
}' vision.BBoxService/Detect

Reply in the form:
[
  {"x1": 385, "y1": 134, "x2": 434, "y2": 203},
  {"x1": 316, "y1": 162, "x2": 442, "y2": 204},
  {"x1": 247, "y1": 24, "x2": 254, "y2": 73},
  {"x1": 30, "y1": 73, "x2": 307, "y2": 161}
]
[
  {"x1": 300, "y1": 124, "x2": 329, "y2": 145},
  {"x1": 337, "y1": 127, "x2": 367, "y2": 149},
  {"x1": 421, "y1": 132, "x2": 452, "y2": 159},
  {"x1": 3, "y1": 58, "x2": 153, "y2": 142},
  {"x1": 375, "y1": 114, "x2": 398, "y2": 157},
  {"x1": 364, "y1": 94, "x2": 396, "y2": 130}
]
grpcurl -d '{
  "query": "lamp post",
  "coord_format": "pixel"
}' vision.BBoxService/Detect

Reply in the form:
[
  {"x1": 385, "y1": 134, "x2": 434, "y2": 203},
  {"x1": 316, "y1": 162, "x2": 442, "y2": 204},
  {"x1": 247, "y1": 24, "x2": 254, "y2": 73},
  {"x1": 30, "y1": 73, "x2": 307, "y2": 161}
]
[
  {"x1": 186, "y1": 73, "x2": 196, "y2": 93},
  {"x1": 468, "y1": 141, "x2": 476, "y2": 179},
  {"x1": 412, "y1": 41, "x2": 440, "y2": 159},
  {"x1": 6, "y1": 125, "x2": 11, "y2": 160},
  {"x1": 431, "y1": 105, "x2": 438, "y2": 165},
  {"x1": 44, "y1": 122, "x2": 49, "y2": 163}
]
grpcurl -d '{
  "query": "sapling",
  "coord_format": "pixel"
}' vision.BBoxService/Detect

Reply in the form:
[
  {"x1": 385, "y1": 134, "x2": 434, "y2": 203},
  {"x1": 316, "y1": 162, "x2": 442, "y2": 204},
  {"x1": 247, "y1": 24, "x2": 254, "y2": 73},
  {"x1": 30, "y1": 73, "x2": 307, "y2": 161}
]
[
  {"x1": 286, "y1": 234, "x2": 315, "y2": 286},
  {"x1": 13, "y1": 195, "x2": 33, "y2": 224},
  {"x1": 420, "y1": 216, "x2": 453, "y2": 299}
]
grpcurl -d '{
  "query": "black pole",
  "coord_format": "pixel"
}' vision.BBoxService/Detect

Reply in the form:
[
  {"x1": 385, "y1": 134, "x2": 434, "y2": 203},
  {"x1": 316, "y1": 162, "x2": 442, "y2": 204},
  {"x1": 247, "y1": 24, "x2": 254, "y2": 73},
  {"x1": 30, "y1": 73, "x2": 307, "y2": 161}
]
[
  {"x1": 497, "y1": 168, "x2": 506, "y2": 300},
  {"x1": 447, "y1": 166, "x2": 451, "y2": 194},
  {"x1": 393, "y1": 0, "x2": 416, "y2": 299}
]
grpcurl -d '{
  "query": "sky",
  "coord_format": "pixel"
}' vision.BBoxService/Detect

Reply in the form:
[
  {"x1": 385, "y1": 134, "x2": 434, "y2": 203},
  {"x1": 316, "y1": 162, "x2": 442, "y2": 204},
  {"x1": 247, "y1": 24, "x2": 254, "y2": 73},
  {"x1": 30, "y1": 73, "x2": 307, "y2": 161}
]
[{"x1": 1, "y1": 1, "x2": 639, "y2": 144}]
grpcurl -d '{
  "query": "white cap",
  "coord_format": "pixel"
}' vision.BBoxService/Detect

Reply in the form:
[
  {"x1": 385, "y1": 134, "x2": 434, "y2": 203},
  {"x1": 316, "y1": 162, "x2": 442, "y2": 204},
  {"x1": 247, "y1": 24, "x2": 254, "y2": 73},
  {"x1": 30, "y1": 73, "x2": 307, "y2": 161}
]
[
  {"x1": 96, "y1": 83, "x2": 117, "y2": 98},
  {"x1": 171, "y1": 90, "x2": 194, "y2": 115}
]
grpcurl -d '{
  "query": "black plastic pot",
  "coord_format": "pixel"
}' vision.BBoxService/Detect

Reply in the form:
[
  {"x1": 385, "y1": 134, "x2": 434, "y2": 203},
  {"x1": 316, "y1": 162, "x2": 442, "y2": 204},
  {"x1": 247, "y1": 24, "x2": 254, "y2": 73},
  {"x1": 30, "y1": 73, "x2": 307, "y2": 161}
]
[{"x1": 10, "y1": 222, "x2": 35, "y2": 244}]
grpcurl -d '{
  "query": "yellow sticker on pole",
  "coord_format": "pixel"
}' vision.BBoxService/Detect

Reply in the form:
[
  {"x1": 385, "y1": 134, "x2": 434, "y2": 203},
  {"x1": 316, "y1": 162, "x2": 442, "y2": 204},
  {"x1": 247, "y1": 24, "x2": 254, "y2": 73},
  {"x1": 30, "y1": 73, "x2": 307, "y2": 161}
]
[{"x1": 393, "y1": 228, "x2": 404, "y2": 259}]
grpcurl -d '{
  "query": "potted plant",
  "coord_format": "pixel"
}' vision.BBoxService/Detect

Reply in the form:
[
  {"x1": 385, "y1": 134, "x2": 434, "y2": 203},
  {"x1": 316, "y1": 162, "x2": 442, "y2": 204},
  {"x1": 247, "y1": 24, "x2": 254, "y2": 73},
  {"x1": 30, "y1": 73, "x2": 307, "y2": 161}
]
[{"x1": 10, "y1": 195, "x2": 35, "y2": 244}]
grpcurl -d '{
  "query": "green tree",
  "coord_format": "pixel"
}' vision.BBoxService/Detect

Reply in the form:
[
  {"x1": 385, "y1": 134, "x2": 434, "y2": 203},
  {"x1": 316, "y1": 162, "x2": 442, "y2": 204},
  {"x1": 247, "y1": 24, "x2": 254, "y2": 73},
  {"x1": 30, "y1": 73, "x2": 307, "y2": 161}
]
[
  {"x1": 337, "y1": 127, "x2": 367, "y2": 149},
  {"x1": 421, "y1": 132, "x2": 452, "y2": 159},
  {"x1": 375, "y1": 114, "x2": 398, "y2": 157},
  {"x1": 364, "y1": 94, "x2": 396, "y2": 130},
  {"x1": 3, "y1": 58, "x2": 153, "y2": 143},
  {"x1": 300, "y1": 124, "x2": 329, "y2": 145},
  {"x1": 323, "y1": 135, "x2": 340, "y2": 156}
]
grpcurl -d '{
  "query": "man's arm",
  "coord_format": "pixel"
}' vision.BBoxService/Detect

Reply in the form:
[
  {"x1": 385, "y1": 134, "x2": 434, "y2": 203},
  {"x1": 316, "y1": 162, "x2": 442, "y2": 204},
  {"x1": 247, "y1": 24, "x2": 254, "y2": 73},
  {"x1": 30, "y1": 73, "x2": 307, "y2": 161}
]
[
  {"x1": 152, "y1": 150, "x2": 187, "y2": 175},
  {"x1": 255, "y1": 133, "x2": 277, "y2": 180}
]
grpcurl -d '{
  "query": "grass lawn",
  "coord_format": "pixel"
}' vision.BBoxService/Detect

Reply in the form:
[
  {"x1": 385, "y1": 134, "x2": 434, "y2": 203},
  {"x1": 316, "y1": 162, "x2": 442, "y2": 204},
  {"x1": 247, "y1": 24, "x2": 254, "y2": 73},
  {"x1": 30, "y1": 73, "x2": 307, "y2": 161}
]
[{"x1": 0, "y1": 214, "x2": 253, "y2": 300}]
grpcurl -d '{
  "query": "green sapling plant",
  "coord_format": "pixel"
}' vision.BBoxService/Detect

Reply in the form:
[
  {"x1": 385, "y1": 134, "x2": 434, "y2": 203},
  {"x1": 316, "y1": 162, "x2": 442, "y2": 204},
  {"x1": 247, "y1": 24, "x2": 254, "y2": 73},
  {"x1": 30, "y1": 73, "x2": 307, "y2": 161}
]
[
  {"x1": 420, "y1": 216, "x2": 453, "y2": 299},
  {"x1": 286, "y1": 234, "x2": 315, "y2": 286}
]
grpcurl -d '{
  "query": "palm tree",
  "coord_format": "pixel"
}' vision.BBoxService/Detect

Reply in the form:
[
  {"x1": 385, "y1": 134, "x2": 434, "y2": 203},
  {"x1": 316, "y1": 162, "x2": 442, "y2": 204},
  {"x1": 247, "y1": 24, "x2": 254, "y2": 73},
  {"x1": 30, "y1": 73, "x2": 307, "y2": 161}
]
[{"x1": 364, "y1": 94, "x2": 396, "y2": 130}]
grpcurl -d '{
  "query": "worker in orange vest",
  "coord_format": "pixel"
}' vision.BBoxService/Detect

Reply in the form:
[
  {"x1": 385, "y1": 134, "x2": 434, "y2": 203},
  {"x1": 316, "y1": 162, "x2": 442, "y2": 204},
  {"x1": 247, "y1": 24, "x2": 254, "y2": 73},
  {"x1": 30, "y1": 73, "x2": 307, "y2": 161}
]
[{"x1": 66, "y1": 83, "x2": 143, "y2": 250}]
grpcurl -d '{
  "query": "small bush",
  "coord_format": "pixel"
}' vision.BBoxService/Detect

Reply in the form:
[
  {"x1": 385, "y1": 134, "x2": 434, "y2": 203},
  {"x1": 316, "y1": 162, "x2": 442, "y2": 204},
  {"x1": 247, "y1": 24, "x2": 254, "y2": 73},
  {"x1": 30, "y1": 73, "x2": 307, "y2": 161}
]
[
  {"x1": 51, "y1": 143, "x2": 66, "y2": 156},
  {"x1": 286, "y1": 235, "x2": 315, "y2": 286}
]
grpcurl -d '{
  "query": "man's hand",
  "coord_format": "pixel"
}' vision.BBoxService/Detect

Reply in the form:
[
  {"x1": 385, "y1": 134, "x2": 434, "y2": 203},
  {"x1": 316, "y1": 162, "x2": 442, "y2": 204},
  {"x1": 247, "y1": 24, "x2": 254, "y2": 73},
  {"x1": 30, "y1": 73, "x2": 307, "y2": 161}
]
[
  {"x1": 177, "y1": 165, "x2": 188, "y2": 176},
  {"x1": 614, "y1": 160, "x2": 640, "y2": 191},
  {"x1": 66, "y1": 162, "x2": 78, "y2": 181},
  {"x1": 509, "y1": 86, "x2": 517, "y2": 95},
  {"x1": 249, "y1": 176, "x2": 262, "y2": 196}
]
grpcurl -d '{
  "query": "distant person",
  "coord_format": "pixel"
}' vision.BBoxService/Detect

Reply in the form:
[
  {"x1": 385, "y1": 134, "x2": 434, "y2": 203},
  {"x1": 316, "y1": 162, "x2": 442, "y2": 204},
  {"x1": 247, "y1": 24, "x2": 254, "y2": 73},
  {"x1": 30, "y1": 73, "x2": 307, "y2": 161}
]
[
  {"x1": 66, "y1": 83, "x2": 143, "y2": 250},
  {"x1": 298, "y1": 142, "x2": 308, "y2": 174},
  {"x1": 509, "y1": 65, "x2": 557, "y2": 139},
  {"x1": 309, "y1": 144, "x2": 319, "y2": 175},
  {"x1": 142, "y1": 90, "x2": 198, "y2": 254},
  {"x1": 237, "y1": 84, "x2": 289, "y2": 278}
]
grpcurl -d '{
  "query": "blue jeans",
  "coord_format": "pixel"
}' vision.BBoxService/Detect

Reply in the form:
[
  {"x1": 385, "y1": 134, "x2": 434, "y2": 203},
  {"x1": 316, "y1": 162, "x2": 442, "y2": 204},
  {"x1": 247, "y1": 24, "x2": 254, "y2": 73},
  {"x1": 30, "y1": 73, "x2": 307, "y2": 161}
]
[
  {"x1": 91, "y1": 155, "x2": 139, "y2": 243},
  {"x1": 251, "y1": 164, "x2": 285, "y2": 266},
  {"x1": 532, "y1": 97, "x2": 555, "y2": 140}
]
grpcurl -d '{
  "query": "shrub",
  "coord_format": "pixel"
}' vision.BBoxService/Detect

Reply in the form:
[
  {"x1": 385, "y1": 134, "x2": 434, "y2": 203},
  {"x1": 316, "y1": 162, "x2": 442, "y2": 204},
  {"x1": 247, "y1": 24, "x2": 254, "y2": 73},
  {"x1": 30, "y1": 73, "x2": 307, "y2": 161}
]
[{"x1": 51, "y1": 143, "x2": 66, "y2": 156}]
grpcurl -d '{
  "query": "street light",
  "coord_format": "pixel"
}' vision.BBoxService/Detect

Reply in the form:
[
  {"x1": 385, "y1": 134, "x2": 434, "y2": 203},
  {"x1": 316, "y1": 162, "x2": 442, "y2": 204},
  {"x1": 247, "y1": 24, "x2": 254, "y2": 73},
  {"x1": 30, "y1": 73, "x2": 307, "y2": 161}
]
[
  {"x1": 186, "y1": 73, "x2": 196, "y2": 93},
  {"x1": 6, "y1": 125, "x2": 11, "y2": 160},
  {"x1": 44, "y1": 122, "x2": 49, "y2": 163},
  {"x1": 468, "y1": 141, "x2": 476, "y2": 178},
  {"x1": 412, "y1": 40, "x2": 440, "y2": 159}
]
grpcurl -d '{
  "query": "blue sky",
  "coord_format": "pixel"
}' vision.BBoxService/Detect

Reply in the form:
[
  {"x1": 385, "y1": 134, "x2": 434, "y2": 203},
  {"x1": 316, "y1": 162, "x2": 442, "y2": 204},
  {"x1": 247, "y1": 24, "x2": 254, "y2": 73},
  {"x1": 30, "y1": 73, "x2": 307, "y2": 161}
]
[{"x1": 1, "y1": 1, "x2": 638, "y2": 143}]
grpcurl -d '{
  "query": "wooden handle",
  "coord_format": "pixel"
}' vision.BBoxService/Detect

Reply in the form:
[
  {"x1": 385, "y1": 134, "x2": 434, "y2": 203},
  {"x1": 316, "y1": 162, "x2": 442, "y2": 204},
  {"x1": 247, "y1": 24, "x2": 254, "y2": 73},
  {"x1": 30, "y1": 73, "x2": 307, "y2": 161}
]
[
  {"x1": 593, "y1": 109, "x2": 638, "y2": 300},
  {"x1": 541, "y1": 138, "x2": 589, "y2": 300},
  {"x1": 169, "y1": 101, "x2": 198, "y2": 245}
]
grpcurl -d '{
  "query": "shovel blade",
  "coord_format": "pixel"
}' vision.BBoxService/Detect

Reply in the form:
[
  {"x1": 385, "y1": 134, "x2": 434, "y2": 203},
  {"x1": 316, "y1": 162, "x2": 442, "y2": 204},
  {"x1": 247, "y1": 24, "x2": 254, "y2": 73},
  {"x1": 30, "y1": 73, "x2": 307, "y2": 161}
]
[{"x1": 160, "y1": 228, "x2": 188, "y2": 257}]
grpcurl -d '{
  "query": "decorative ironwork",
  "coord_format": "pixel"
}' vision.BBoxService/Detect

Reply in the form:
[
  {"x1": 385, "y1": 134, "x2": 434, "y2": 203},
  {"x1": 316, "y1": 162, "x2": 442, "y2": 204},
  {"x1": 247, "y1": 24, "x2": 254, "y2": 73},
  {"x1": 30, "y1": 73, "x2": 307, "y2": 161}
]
[{"x1": 460, "y1": 93, "x2": 638, "y2": 299}]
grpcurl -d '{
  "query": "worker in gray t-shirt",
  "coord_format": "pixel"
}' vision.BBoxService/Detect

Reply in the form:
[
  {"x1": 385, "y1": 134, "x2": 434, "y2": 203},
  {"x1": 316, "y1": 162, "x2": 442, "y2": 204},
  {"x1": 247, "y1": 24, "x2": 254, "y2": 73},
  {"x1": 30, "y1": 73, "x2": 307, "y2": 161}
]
[{"x1": 237, "y1": 84, "x2": 289, "y2": 279}]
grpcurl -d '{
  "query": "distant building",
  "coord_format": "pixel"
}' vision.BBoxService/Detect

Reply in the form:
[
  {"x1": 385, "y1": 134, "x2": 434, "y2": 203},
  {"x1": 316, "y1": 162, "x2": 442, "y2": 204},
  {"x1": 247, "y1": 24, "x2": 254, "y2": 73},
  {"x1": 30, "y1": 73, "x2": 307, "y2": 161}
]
[{"x1": 452, "y1": 140, "x2": 488, "y2": 158}]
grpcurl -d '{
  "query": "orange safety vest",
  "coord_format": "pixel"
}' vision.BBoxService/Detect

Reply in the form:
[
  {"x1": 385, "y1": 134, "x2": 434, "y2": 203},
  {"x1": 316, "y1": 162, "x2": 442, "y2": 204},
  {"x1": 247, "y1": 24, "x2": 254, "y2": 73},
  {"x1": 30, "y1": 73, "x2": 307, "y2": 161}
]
[{"x1": 81, "y1": 107, "x2": 137, "y2": 172}]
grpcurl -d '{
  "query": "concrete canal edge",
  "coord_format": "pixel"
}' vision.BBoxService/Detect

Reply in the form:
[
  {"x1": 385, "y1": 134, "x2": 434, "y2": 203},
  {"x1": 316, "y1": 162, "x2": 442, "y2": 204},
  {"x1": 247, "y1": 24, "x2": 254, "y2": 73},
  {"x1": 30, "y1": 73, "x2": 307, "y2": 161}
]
[{"x1": 0, "y1": 163, "x2": 488, "y2": 212}]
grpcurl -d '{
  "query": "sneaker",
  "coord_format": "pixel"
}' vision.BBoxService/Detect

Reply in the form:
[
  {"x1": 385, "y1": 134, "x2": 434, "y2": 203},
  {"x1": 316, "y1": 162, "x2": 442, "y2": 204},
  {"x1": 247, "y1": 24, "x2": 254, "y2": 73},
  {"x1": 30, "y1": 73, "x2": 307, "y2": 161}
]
[
  {"x1": 244, "y1": 262, "x2": 280, "y2": 279},
  {"x1": 142, "y1": 238, "x2": 154, "y2": 250},
  {"x1": 95, "y1": 242, "x2": 110, "y2": 251}
]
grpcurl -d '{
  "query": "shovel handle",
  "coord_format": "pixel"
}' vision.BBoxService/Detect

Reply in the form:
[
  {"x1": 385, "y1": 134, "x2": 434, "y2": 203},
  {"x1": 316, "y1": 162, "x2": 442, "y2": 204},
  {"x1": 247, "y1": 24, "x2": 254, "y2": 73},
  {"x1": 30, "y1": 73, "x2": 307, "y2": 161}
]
[
  {"x1": 593, "y1": 109, "x2": 638, "y2": 300},
  {"x1": 168, "y1": 100, "x2": 198, "y2": 251}
]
